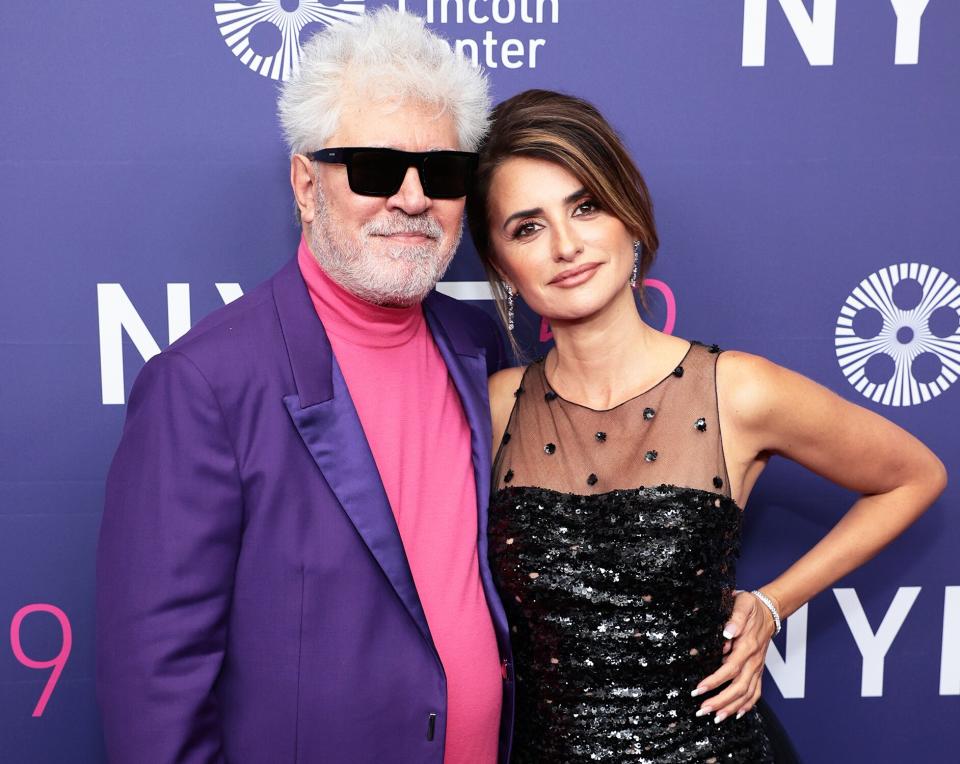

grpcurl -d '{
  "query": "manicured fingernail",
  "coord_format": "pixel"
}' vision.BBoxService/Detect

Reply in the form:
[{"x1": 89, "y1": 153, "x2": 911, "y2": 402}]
[
  {"x1": 691, "y1": 687, "x2": 705, "y2": 697},
  {"x1": 695, "y1": 707, "x2": 711, "y2": 717},
  {"x1": 736, "y1": 710, "x2": 745, "y2": 720},
  {"x1": 723, "y1": 624, "x2": 738, "y2": 639},
  {"x1": 714, "y1": 712, "x2": 727, "y2": 724}
]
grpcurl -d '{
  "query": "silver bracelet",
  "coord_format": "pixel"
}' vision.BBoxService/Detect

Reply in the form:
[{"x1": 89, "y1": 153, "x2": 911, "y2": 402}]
[{"x1": 749, "y1": 589, "x2": 782, "y2": 636}]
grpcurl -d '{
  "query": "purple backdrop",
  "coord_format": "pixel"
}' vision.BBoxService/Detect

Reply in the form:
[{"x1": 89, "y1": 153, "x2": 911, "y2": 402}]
[{"x1": 1, "y1": 1, "x2": 957, "y2": 761}]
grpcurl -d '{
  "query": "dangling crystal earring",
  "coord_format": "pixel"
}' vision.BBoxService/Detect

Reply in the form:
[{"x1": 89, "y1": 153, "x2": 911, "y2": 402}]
[
  {"x1": 630, "y1": 241, "x2": 641, "y2": 289},
  {"x1": 503, "y1": 281, "x2": 515, "y2": 331}
]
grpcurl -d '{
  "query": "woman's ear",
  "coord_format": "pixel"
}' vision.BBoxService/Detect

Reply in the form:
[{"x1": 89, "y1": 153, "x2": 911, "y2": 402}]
[{"x1": 490, "y1": 262, "x2": 514, "y2": 293}]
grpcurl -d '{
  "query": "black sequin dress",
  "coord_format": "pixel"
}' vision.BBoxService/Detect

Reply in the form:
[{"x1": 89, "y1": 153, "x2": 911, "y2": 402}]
[{"x1": 489, "y1": 341, "x2": 776, "y2": 763}]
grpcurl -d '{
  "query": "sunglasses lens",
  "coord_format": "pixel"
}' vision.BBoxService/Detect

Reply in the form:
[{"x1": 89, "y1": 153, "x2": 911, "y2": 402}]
[
  {"x1": 349, "y1": 150, "x2": 406, "y2": 196},
  {"x1": 422, "y1": 153, "x2": 474, "y2": 198},
  {"x1": 342, "y1": 150, "x2": 476, "y2": 198}
]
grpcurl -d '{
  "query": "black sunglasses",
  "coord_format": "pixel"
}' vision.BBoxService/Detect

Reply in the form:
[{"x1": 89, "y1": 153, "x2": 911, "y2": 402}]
[{"x1": 307, "y1": 147, "x2": 478, "y2": 199}]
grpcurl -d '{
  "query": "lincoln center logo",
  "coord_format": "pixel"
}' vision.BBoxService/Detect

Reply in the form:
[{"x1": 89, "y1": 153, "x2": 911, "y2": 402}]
[
  {"x1": 835, "y1": 263, "x2": 960, "y2": 407},
  {"x1": 214, "y1": 0, "x2": 365, "y2": 81}
]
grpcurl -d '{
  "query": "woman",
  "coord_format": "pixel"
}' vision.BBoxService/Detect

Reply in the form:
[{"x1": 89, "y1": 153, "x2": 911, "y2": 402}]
[{"x1": 466, "y1": 90, "x2": 947, "y2": 762}]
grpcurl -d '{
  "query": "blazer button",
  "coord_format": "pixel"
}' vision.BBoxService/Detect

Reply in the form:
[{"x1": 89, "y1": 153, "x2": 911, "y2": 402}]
[{"x1": 501, "y1": 659, "x2": 509, "y2": 680}]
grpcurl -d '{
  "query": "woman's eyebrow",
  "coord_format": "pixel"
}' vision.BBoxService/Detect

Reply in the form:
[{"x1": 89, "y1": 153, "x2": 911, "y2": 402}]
[{"x1": 501, "y1": 188, "x2": 589, "y2": 230}]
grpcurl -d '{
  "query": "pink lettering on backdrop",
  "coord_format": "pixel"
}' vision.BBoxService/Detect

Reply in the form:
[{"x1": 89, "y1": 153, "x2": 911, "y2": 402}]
[
  {"x1": 10, "y1": 604, "x2": 72, "y2": 717},
  {"x1": 539, "y1": 279, "x2": 677, "y2": 342}
]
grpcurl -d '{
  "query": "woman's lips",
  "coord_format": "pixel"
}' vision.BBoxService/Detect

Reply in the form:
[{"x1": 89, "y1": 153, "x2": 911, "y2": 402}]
[{"x1": 549, "y1": 262, "x2": 602, "y2": 288}]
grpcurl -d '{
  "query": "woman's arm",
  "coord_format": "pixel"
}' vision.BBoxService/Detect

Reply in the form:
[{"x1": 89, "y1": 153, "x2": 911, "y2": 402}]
[
  {"x1": 488, "y1": 366, "x2": 526, "y2": 459},
  {"x1": 724, "y1": 350, "x2": 946, "y2": 616},
  {"x1": 695, "y1": 350, "x2": 947, "y2": 722}
]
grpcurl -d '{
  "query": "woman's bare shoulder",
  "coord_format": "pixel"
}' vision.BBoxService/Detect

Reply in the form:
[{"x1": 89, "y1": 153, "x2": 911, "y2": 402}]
[
  {"x1": 715, "y1": 349, "x2": 791, "y2": 422},
  {"x1": 489, "y1": 365, "x2": 527, "y2": 408},
  {"x1": 489, "y1": 365, "x2": 527, "y2": 446}
]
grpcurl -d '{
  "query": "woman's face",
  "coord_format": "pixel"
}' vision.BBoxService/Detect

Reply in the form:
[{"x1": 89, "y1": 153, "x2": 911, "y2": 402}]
[{"x1": 486, "y1": 156, "x2": 635, "y2": 323}]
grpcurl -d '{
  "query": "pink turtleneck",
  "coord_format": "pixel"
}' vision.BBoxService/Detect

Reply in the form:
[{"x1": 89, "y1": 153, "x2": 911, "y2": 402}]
[{"x1": 297, "y1": 238, "x2": 502, "y2": 763}]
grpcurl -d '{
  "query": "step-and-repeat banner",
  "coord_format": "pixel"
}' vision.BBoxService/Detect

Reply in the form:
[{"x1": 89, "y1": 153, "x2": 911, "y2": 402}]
[{"x1": 2, "y1": 1, "x2": 957, "y2": 761}]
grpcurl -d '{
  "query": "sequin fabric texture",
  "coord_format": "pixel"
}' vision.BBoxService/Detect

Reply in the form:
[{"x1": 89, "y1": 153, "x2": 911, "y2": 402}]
[{"x1": 490, "y1": 342, "x2": 775, "y2": 762}]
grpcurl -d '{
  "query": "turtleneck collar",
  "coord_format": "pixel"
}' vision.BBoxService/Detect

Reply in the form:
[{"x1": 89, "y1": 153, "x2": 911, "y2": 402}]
[{"x1": 297, "y1": 235, "x2": 424, "y2": 349}]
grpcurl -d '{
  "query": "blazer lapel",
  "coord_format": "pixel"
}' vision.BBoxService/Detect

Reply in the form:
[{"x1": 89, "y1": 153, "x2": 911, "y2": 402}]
[
  {"x1": 423, "y1": 294, "x2": 511, "y2": 641},
  {"x1": 273, "y1": 259, "x2": 434, "y2": 650}
]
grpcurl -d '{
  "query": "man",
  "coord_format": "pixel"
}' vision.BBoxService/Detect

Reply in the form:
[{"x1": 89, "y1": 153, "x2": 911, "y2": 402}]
[{"x1": 96, "y1": 10, "x2": 513, "y2": 763}]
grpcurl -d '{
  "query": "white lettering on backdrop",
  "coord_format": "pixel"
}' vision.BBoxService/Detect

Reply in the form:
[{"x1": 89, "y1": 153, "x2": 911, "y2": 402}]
[
  {"x1": 97, "y1": 283, "x2": 243, "y2": 405},
  {"x1": 742, "y1": 0, "x2": 931, "y2": 66},
  {"x1": 397, "y1": 0, "x2": 559, "y2": 69}
]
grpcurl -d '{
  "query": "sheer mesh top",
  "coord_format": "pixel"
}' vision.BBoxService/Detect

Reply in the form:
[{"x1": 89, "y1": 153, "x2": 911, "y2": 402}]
[
  {"x1": 487, "y1": 341, "x2": 776, "y2": 762},
  {"x1": 494, "y1": 341, "x2": 731, "y2": 499}
]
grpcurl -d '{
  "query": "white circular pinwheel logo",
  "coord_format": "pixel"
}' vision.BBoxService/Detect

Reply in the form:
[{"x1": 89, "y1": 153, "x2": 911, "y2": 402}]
[
  {"x1": 214, "y1": 1, "x2": 365, "y2": 81},
  {"x1": 835, "y1": 263, "x2": 960, "y2": 406}
]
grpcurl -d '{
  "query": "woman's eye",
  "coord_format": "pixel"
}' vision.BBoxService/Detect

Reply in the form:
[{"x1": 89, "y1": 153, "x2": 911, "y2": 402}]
[
  {"x1": 514, "y1": 222, "x2": 540, "y2": 239},
  {"x1": 575, "y1": 199, "x2": 599, "y2": 215}
]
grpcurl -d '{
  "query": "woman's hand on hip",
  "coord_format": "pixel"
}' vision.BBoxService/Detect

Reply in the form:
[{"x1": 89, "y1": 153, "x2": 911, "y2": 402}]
[{"x1": 691, "y1": 591, "x2": 777, "y2": 723}]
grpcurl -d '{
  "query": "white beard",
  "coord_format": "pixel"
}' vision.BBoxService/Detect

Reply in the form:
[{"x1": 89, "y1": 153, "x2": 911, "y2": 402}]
[{"x1": 308, "y1": 187, "x2": 461, "y2": 306}]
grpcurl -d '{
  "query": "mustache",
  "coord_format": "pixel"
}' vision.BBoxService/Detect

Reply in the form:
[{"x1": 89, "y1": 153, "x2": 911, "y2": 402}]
[{"x1": 362, "y1": 215, "x2": 443, "y2": 240}]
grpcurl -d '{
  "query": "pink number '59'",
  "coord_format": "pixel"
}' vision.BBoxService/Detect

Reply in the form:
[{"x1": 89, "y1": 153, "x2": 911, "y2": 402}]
[{"x1": 10, "y1": 604, "x2": 72, "y2": 717}]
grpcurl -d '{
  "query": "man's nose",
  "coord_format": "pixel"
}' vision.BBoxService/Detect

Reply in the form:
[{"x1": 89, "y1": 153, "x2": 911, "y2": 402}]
[{"x1": 386, "y1": 166, "x2": 430, "y2": 215}]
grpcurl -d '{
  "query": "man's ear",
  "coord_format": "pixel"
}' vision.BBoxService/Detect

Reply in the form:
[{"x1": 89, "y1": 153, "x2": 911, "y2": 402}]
[{"x1": 290, "y1": 155, "x2": 317, "y2": 224}]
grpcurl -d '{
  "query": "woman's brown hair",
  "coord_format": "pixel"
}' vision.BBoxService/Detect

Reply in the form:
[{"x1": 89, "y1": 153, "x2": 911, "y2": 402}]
[{"x1": 466, "y1": 89, "x2": 659, "y2": 345}]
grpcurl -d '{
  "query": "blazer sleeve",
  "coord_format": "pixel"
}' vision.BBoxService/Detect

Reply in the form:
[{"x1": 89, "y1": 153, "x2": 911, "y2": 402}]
[{"x1": 96, "y1": 350, "x2": 242, "y2": 764}]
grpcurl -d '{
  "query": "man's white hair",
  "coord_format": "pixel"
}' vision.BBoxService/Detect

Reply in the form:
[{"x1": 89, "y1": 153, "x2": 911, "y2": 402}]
[{"x1": 278, "y1": 8, "x2": 490, "y2": 155}]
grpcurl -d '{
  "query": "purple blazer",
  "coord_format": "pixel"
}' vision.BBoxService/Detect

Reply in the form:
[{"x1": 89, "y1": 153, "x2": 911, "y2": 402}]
[{"x1": 96, "y1": 258, "x2": 515, "y2": 763}]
